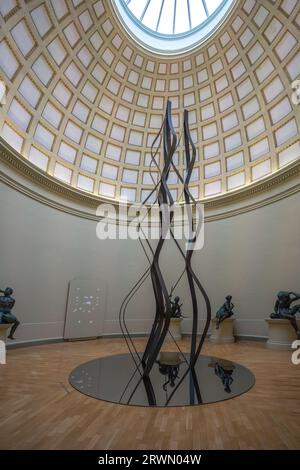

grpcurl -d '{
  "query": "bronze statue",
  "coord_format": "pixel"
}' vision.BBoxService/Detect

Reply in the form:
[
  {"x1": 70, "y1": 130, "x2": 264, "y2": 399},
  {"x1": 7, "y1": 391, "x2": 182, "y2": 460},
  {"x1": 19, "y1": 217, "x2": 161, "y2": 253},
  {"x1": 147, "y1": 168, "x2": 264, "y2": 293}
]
[
  {"x1": 169, "y1": 295, "x2": 183, "y2": 318},
  {"x1": 0, "y1": 287, "x2": 20, "y2": 339},
  {"x1": 270, "y1": 291, "x2": 300, "y2": 338},
  {"x1": 215, "y1": 295, "x2": 234, "y2": 329}
]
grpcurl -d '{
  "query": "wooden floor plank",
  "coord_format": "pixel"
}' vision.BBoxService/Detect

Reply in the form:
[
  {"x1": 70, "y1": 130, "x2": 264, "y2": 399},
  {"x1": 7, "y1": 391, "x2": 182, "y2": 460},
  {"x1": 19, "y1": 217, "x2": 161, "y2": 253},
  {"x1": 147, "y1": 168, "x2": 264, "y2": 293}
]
[{"x1": 0, "y1": 338, "x2": 299, "y2": 450}]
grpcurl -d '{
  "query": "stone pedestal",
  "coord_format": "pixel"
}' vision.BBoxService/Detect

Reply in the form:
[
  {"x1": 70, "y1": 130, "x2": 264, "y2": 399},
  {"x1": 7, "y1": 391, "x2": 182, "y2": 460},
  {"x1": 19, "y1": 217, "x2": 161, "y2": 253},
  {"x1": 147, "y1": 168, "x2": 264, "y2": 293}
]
[
  {"x1": 0, "y1": 324, "x2": 11, "y2": 342},
  {"x1": 265, "y1": 318, "x2": 299, "y2": 350},
  {"x1": 0, "y1": 324, "x2": 11, "y2": 364},
  {"x1": 210, "y1": 317, "x2": 235, "y2": 343},
  {"x1": 165, "y1": 318, "x2": 183, "y2": 342}
]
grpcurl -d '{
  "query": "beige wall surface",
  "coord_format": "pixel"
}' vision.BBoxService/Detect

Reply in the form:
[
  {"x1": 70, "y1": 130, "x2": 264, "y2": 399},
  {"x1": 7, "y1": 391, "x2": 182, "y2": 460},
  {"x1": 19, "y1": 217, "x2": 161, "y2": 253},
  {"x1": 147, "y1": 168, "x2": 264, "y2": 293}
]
[{"x1": 0, "y1": 181, "x2": 300, "y2": 344}]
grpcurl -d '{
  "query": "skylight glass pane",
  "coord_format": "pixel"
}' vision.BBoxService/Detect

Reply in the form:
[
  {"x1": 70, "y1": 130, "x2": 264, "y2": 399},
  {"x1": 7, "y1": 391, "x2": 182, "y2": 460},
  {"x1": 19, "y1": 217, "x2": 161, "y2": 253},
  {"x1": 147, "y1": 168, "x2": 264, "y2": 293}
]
[
  {"x1": 175, "y1": 0, "x2": 190, "y2": 34},
  {"x1": 118, "y1": 0, "x2": 234, "y2": 52},
  {"x1": 123, "y1": 0, "x2": 231, "y2": 35},
  {"x1": 206, "y1": 0, "x2": 223, "y2": 15},
  {"x1": 189, "y1": 0, "x2": 207, "y2": 29},
  {"x1": 127, "y1": 0, "x2": 148, "y2": 20},
  {"x1": 143, "y1": 0, "x2": 163, "y2": 30},
  {"x1": 157, "y1": 0, "x2": 175, "y2": 34}
]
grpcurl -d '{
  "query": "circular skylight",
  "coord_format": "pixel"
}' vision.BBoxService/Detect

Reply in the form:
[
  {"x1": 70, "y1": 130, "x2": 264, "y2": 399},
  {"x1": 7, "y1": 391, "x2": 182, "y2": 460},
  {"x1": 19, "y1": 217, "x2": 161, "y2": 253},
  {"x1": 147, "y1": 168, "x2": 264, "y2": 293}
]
[{"x1": 113, "y1": 0, "x2": 236, "y2": 54}]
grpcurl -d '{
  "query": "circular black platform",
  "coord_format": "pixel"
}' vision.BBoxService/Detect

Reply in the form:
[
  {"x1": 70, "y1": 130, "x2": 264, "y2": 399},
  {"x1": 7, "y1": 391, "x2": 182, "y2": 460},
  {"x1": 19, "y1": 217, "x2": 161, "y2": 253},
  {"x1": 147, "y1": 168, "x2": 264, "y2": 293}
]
[{"x1": 69, "y1": 352, "x2": 255, "y2": 407}]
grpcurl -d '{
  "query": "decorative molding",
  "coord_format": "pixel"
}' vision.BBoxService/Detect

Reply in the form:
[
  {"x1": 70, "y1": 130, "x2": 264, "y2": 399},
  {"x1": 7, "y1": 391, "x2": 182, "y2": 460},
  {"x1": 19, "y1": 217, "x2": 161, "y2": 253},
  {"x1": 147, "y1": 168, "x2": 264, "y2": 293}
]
[
  {"x1": 1, "y1": 139, "x2": 300, "y2": 222},
  {"x1": 6, "y1": 333, "x2": 267, "y2": 349},
  {"x1": 0, "y1": 139, "x2": 102, "y2": 208},
  {"x1": 6, "y1": 337, "x2": 64, "y2": 350}
]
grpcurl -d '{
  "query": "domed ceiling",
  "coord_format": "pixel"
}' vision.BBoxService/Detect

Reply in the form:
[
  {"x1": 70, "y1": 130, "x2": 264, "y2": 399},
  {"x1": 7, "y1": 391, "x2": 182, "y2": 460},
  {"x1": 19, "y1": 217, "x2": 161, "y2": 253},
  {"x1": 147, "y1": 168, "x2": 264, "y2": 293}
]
[{"x1": 0, "y1": 0, "x2": 299, "y2": 204}]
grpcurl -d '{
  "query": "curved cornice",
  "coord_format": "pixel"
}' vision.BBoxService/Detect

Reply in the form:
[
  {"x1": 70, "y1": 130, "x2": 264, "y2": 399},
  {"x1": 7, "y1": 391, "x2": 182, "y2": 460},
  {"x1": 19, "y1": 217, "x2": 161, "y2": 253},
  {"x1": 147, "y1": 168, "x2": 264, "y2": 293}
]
[
  {"x1": 0, "y1": 138, "x2": 103, "y2": 208},
  {"x1": 1, "y1": 139, "x2": 300, "y2": 222}
]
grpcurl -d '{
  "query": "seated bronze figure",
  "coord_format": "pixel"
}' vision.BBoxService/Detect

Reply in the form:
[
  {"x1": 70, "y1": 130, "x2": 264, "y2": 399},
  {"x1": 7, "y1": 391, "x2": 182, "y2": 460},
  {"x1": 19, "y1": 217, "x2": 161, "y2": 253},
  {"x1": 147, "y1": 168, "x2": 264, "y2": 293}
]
[
  {"x1": 270, "y1": 291, "x2": 300, "y2": 339},
  {"x1": 0, "y1": 287, "x2": 20, "y2": 340},
  {"x1": 169, "y1": 295, "x2": 183, "y2": 318}
]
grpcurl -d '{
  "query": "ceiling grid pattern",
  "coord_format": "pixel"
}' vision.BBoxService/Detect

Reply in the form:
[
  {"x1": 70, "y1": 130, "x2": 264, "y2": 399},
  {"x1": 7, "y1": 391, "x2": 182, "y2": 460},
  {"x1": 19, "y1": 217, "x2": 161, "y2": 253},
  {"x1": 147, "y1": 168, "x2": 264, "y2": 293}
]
[{"x1": 0, "y1": 0, "x2": 299, "y2": 203}]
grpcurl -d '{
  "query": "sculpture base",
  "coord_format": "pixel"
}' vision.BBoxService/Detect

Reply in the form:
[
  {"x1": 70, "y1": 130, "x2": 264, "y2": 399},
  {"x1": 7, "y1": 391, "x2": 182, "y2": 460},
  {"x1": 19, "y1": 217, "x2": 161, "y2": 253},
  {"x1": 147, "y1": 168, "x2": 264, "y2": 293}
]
[
  {"x1": 164, "y1": 318, "x2": 183, "y2": 343},
  {"x1": 265, "y1": 318, "x2": 299, "y2": 350},
  {"x1": 0, "y1": 325, "x2": 11, "y2": 364},
  {"x1": 210, "y1": 318, "x2": 235, "y2": 343},
  {"x1": 69, "y1": 352, "x2": 255, "y2": 407},
  {"x1": 0, "y1": 324, "x2": 11, "y2": 342}
]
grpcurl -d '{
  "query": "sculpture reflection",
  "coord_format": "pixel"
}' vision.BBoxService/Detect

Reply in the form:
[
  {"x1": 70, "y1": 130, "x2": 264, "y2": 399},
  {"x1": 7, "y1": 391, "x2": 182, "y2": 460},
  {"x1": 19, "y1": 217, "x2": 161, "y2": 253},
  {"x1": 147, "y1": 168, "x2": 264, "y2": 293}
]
[
  {"x1": 156, "y1": 352, "x2": 183, "y2": 391},
  {"x1": 209, "y1": 359, "x2": 235, "y2": 393},
  {"x1": 69, "y1": 353, "x2": 254, "y2": 406},
  {"x1": 142, "y1": 375, "x2": 157, "y2": 407},
  {"x1": 270, "y1": 291, "x2": 300, "y2": 338}
]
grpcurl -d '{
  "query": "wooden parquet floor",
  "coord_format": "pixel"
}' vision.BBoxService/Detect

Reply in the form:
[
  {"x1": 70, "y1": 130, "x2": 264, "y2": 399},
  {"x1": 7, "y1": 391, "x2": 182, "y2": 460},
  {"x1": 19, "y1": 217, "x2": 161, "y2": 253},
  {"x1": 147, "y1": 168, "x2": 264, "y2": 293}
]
[{"x1": 0, "y1": 338, "x2": 299, "y2": 450}]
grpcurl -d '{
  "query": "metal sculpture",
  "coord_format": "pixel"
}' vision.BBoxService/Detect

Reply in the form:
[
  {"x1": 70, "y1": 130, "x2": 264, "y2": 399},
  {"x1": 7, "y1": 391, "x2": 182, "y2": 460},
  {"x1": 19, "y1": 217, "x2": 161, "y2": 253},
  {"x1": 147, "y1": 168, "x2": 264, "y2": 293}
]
[
  {"x1": 270, "y1": 291, "x2": 300, "y2": 338},
  {"x1": 118, "y1": 100, "x2": 211, "y2": 406},
  {"x1": 0, "y1": 287, "x2": 20, "y2": 340},
  {"x1": 169, "y1": 295, "x2": 183, "y2": 318}
]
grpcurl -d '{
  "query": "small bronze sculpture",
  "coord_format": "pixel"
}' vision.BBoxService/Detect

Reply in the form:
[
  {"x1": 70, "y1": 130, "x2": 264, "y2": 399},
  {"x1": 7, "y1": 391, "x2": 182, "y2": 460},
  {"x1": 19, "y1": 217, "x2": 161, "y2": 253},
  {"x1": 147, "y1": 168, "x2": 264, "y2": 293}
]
[
  {"x1": 0, "y1": 287, "x2": 20, "y2": 339},
  {"x1": 270, "y1": 291, "x2": 300, "y2": 339},
  {"x1": 169, "y1": 295, "x2": 183, "y2": 318},
  {"x1": 215, "y1": 295, "x2": 234, "y2": 329}
]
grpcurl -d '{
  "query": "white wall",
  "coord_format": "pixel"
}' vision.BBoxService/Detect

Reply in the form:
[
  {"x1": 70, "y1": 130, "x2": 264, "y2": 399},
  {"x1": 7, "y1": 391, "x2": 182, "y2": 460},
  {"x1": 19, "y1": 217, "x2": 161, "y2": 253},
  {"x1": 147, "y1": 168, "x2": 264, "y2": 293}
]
[{"x1": 0, "y1": 181, "x2": 300, "y2": 343}]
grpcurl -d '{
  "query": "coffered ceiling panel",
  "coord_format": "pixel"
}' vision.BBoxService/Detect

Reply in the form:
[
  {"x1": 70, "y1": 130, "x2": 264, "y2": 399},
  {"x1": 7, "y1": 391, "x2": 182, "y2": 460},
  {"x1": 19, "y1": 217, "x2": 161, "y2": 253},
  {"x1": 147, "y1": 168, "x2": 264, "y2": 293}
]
[{"x1": 0, "y1": 0, "x2": 299, "y2": 203}]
